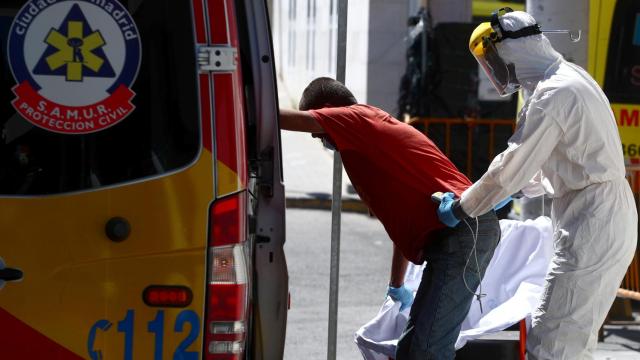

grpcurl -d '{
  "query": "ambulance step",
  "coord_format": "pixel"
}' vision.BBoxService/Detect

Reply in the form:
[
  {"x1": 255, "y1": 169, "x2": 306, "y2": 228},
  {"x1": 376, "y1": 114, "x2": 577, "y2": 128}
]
[{"x1": 455, "y1": 330, "x2": 521, "y2": 360}]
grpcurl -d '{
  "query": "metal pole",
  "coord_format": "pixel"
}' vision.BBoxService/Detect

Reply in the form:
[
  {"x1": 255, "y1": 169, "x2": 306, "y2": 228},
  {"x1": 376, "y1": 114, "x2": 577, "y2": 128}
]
[{"x1": 328, "y1": 0, "x2": 347, "y2": 359}]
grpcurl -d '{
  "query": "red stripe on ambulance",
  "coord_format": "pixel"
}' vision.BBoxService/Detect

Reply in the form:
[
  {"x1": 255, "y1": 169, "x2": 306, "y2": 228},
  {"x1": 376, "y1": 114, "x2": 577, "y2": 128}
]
[
  {"x1": 193, "y1": 0, "x2": 213, "y2": 152},
  {"x1": 0, "y1": 307, "x2": 83, "y2": 359},
  {"x1": 200, "y1": 73, "x2": 214, "y2": 152},
  {"x1": 213, "y1": 72, "x2": 247, "y2": 188},
  {"x1": 207, "y1": 0, "x2": 229, "y2": 45},
  {"x1": 209, "y1": 0, "x2": 247, "y2": 188},
  {"x1": 193, "y1": 0, "x2": 208, "y2": 44}
]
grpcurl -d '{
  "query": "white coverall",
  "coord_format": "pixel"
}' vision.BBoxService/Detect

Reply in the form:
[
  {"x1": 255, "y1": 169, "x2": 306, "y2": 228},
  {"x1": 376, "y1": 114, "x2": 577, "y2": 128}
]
[{"x1": 460, "y1": 12, "x2": 638, "y2": 360}]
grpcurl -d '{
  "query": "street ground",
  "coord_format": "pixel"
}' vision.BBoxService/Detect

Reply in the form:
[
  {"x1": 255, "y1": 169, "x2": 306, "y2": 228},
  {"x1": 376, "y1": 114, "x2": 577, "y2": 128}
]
[
  {"x1": 283, "y1": 208, "x2": 392, "y2": 360},
  {"x1": 283, "y1": 209, "x2": 640, "y2": 360}
]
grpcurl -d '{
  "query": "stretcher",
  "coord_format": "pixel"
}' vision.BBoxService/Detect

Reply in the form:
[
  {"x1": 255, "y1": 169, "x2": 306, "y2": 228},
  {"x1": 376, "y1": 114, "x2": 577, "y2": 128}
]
[{"x1": 355, "y1": 217, "x2": 554, "y2": 359}]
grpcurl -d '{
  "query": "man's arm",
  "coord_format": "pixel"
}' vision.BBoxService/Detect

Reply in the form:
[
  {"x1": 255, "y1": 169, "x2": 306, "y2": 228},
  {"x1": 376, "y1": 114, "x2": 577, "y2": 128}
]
[
  {"x1": 386, "y1": 245, "x2": 413, "y2": 311},
  {"x1": 279, "y1": 108, "x2": 325, "y2": 133},
  {"x1": 389, "y1": 244, "x2": 409, "y2": 287}
]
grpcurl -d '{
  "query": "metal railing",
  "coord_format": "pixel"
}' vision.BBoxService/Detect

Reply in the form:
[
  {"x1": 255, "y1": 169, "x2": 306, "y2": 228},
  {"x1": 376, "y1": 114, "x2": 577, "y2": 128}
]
[
  {"x1": 407, "y1": 117, "x2": 516, "y2": 177},
  {"x1": 409, "y1": 117, "x2": 640, "y2": 302}
]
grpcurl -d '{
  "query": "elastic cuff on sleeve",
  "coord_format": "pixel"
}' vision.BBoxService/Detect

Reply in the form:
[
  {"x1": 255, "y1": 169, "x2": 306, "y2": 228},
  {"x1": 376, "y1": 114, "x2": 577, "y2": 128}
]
[{"x1": 452, "y1": 199, "x2": 469, "y2": 220}]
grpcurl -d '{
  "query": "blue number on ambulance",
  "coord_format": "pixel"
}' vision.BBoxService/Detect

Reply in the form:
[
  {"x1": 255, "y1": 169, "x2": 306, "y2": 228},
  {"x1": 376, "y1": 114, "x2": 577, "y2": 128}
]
[{"x1": 87, "y1": 310, "x2": 200, "y2": 359}]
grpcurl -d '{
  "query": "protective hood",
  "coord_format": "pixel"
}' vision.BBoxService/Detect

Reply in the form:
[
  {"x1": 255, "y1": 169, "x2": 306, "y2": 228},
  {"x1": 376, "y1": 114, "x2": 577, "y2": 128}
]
[{"x1": 496, "y1": 11, "x2": 563, "y2": 92}]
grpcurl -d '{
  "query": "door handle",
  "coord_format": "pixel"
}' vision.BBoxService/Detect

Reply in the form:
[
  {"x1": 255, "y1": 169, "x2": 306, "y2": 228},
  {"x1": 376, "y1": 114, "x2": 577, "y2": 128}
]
[
  {"x1": 0, "y1": 257, "x2": 23, "y2": 287},
  {"x1": 0, "y1": 267, "x2": 23, "y2": 282}
]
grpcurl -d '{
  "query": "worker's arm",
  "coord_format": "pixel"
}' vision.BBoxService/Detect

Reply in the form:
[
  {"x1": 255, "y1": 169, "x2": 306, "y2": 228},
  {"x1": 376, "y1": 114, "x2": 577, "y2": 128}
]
[
  {"x1": 389, "y1": 244, "x2": 409, "y2": 287},
  {"x1": 279, "y1": 108, "x2": 325, "y2": 133},
  {"x1": 520, "y1": 170, "x2": 554, "y2": 198},
  {"x1": 459, "y1": 95, "x2": 564, "y2": 217}
]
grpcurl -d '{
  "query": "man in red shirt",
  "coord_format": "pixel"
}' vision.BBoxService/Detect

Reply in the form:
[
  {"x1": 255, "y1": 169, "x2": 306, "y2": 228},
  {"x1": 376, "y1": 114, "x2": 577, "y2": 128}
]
[{"x1": 280, "y1": 77, "x2": 500, "y2": 359}]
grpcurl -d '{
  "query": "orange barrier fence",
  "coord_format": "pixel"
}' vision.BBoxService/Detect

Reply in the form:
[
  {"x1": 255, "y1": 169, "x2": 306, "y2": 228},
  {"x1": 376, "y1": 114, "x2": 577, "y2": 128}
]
[
  {"x1": 409, "y1": 117, "x2": 640, "y2": 302},
  {"x1": 407, "y1": 117, "x2": 516, "y2": 178}
]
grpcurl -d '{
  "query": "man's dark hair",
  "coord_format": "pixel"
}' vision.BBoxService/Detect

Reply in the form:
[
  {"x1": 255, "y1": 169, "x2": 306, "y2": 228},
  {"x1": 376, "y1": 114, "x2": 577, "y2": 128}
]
[{"x1": 298, "y1": 77, "x2": 358, "y2": 111}]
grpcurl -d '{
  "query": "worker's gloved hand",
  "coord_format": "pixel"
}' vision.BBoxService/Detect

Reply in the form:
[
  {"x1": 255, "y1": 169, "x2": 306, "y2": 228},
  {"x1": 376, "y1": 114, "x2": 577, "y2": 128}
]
[
  {"x1": 494, "y1": 196, "x2": 513, "y2": 211},
  {"x1": 436, "y1": 192, "x2": 467, "y2": 227},
  {"x1": 386, "y1": 284, "x2": 414, "y2": 311}
]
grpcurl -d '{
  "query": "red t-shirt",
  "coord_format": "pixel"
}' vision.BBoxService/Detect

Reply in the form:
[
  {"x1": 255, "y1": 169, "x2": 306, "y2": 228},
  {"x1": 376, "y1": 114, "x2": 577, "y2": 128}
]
[{"x1": 309, "y1": 104, "x2": 472, "y2": 264}]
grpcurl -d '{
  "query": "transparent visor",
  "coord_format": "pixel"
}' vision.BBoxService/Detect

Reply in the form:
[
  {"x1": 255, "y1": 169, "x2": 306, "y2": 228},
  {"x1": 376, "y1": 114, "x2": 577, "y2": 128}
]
[{"x1": 473, "y1": 39, "x2": 520, "y2": 97}]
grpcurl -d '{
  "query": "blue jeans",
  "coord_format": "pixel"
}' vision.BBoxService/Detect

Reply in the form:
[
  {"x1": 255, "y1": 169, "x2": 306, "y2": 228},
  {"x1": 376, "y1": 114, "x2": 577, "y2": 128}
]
[{"x1": 396, "y1": 212, "x2": 500, "y2": 360}]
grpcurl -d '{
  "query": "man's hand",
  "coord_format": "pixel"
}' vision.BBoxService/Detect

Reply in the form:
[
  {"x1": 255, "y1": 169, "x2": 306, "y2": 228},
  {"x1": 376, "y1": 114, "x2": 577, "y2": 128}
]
[{"x1": 386, "y1": 284, "x2": 414, "y2": 311}]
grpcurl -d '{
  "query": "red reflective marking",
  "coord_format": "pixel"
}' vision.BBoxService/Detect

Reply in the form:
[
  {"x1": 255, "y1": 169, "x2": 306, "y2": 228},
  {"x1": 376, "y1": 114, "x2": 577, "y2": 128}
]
[
  {"x1": 225, "y1": 0, "x2": 247, "y2": 187},
  {"x1": 193, "y1": 0, "x2": 207, "y2": 44},
  {"x1": 206, "y1": 0, "x2": 247, "y2": 186},
  {"x1": 212, "y1": 75, "x2": 232, "y2": 166},
  {"x1": 200, "y1": 74, "x2": 213, "y2": 152},
  {"x1": 0, "y1": 308, "x2": 83, "y2": 359},
  {"x1": 193, "y1": 0, "x2": 212, "y2": 152},
  {"x1": 214, "y1": 74, "x2": 244, "y2": 180},
  {"x1": 208, "y1": 0, "x2": 229, "y2": 45},
  {"x1": 232, "y1": 75, "x2": 247, "y2": 188},
  {"x1": 225, "y1": 0, "x2": 239, "y2": 47},
  {"x1": 192, "y1": 0, "x2": 207, "y2": 44}
]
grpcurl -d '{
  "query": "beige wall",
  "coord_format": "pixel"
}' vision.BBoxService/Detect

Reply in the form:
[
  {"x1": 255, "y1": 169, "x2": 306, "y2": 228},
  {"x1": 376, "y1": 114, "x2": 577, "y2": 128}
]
[{"x1": 366, "y1": 0, "x2": 409, "y2": 114}]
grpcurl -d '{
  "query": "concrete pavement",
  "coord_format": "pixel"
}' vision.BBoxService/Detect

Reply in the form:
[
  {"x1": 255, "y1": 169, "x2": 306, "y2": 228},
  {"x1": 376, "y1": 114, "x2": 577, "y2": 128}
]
[{"x1": 283, "y1": 208, "x2": 392, "y2": 360}]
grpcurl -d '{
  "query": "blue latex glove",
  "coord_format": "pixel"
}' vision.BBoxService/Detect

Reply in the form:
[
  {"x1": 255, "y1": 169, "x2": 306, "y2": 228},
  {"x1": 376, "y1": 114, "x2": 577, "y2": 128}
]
[
  {"x1": 494, "y1": 196, "x2": 513, "y2": 211},
  {"x1": 387, "y1": 285, "x2": 414, "y2": 311},
  {"x1": 436, "y1": 192, "x2": 460, "y2": 227}
]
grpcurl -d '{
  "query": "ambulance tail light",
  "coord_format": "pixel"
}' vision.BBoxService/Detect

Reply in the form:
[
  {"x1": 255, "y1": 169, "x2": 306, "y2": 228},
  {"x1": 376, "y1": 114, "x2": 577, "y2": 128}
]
[{"x1": 205, "y1": 192, "x2": 249, "y2": 360}]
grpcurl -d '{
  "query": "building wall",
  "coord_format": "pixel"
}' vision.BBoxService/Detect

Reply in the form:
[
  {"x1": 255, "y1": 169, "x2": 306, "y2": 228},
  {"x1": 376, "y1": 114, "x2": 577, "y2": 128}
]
[
  {"x1": 367, "y1": 0, "x2": 408, "y2": 115},
  {"x1": 430, "y1": 0, "x2": 472, "y2": 25},
  {"x1": 272, "y1": 0, "x2": 410, "y2": 115},
  {"x1": 527, "y1": 0, "x2": 589, "y2": 68}
]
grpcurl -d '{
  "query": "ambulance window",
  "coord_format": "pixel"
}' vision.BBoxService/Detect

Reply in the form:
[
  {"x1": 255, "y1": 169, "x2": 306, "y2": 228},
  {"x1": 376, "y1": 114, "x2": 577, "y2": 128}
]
[
  {"x1": 603, "y1": 0, "x2": 640, "y2": 104},
  {"x1": 0, "y1": 0, "x2": 199, "y2": 196}
]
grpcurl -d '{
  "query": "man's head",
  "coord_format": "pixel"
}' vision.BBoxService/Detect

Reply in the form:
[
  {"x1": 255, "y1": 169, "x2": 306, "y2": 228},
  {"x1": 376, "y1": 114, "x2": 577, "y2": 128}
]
[{"x1": 298, "y1": 77, "x2": 357, "y2": 111}]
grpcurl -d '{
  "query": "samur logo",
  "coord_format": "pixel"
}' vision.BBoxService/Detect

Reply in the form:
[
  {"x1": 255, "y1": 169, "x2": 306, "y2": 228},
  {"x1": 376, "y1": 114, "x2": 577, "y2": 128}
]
[{"x1": 8, "y1": 0, "x2": 141, "y2": 134}]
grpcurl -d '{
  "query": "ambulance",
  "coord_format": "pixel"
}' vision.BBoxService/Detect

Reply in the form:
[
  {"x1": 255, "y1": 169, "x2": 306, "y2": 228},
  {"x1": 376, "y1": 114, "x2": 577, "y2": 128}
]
[
  {"x1": 0, "y1": 0, "x2": 288, "y2": 359},
  {"x1": 589, "y1": 0, "x2": 640, "y2": 161}
]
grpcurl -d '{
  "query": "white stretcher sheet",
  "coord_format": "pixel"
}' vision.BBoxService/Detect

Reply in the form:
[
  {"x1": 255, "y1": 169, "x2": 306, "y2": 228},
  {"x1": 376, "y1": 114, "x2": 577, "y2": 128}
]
[{"x1": 354, "y1": 217, "x2": 553, "y2": 359}]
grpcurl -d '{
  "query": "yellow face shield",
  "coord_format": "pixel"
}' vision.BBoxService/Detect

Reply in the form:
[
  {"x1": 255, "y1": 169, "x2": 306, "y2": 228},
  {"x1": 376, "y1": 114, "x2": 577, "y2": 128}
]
[{"x1": 469, "y1": 22, "x2": 520, "y2": 97}]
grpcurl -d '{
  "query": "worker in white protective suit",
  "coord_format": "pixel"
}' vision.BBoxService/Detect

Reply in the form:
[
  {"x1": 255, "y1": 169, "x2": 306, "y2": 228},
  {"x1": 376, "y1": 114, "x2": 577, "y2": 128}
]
[{"x1": 436, "y1": 8, "x2": 637, "y2": 360}]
